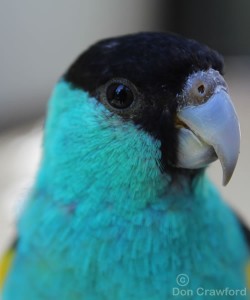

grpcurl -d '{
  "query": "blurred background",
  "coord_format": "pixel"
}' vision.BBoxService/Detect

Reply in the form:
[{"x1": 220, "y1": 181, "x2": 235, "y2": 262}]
[{"x1": 0, "y1": 0, "x2": 250, "y2": 255}]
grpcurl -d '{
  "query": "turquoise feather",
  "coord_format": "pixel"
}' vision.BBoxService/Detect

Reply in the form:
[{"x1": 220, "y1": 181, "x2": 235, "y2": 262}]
[{"x1": 3, "y1": 81, "x2": 249, "y2": 299}]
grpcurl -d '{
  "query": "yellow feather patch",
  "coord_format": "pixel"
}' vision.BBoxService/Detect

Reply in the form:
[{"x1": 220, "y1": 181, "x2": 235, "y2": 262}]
[
  {"x1": 0, "y1": 248, "x2": 14, "y2": 290},
  {"x1": 247, "y1": 261, "x2": 250, "y2": 290}
]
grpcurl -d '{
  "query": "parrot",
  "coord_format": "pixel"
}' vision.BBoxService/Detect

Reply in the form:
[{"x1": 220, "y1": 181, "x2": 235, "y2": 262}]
[{"x1": 0, "y1": 32, "x2": 249, "y2": 299}]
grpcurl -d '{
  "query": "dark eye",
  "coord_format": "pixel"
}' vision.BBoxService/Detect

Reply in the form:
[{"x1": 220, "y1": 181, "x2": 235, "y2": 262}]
[{"x1": 106, "y1": 83, "x2": 134, "y2": 109}]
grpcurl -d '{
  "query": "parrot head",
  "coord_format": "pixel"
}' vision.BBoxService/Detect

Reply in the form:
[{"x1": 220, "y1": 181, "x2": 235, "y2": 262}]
[{"x1": 41, "y1": 32, "x2": 240, "y2": 199}]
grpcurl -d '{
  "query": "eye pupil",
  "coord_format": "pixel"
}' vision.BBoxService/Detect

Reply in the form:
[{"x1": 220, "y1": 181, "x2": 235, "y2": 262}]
[{"x1": 106, "y1": 83, "x2": 134, "y2": 109}]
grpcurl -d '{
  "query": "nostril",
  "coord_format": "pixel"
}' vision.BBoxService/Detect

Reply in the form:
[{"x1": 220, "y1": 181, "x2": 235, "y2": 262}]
[
  {"x1": 189, "y1": 80, "x2": 211, "y2": 104},
  {"x1": 193, "y1": 80, "x2": 209, "y2": 99},
  {"x1": 197, "y1": 84, "x2": 205, "y2": 95},
  {"x1": 181, "y1": 69, "x2": 226, "y2": 107}
]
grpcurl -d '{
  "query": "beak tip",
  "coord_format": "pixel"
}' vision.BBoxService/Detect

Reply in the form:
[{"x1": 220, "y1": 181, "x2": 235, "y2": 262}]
[
  {"x1": 222, "y1": 176, "x2": 230, "y2": 186},
  {"x1": 221, "y1": 158, "x2": 239, "y2": 186}
]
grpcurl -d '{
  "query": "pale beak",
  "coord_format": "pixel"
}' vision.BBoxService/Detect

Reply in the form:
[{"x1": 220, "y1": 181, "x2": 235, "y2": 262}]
[{"x1": 176, "y1": 87, "x2": 240, "y2": 186}]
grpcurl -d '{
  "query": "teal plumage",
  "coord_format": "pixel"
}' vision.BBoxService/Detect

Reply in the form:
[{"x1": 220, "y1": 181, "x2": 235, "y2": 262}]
[
  {"x1": 2, "y1": 33, "x2": 249, "y2": 299},
  {"x1": 2, "y1": 81, "x2": 248, "y2": 299}
]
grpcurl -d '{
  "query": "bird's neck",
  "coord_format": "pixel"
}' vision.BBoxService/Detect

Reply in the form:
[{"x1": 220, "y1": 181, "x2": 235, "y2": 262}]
[
  {"x1": 33, "y1": 151, "x2": 206, "y2": 215},
  {"x1": 33, "y1": 141, "x2": 171, "y2": 212}
]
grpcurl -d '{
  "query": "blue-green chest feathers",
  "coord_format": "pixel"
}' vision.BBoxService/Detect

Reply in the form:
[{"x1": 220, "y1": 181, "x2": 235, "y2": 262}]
[{"x1": 3, "y1": 82, "x2": 249, "y2": 299}]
